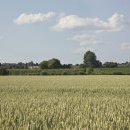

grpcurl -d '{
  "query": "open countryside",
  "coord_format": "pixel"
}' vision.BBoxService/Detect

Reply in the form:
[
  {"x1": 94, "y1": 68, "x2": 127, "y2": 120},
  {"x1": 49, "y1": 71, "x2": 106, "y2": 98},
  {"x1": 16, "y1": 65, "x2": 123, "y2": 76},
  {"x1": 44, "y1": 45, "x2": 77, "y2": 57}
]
[
  {"x1": 0, "y1": 0, "x2": 130, "y2": 130},
  {"x1": 0, "y1": 51, "x2": 130, "y2": 75},
  {"x1": 0, "y1": 76, "x2": 130, "y2": 129}
]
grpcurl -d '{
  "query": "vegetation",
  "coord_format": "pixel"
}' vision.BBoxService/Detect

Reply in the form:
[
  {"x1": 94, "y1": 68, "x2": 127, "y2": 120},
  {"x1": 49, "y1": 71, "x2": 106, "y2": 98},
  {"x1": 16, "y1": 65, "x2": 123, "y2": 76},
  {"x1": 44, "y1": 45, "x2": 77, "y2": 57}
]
[
  {"x1": 40, "y1": 58, "x2": 61, "y2": 69},
  {"x1": 0, "y1": 76, "x2": 130, "y2": 129},
  {"x1": 8, "y1": 68, "x2": 86, "y2": 75},
  {"x1": 7, "y1": 67, "x2": 130, "y2": 75},
  {"x1": 0, "y1": 68, "x2": 9, "y2": 75},
  {"x1": 94, "y1": 67, "x2": 130, "y2": 75},
  {"x1": 39, "y1": 61, "x2": 49, "y2": 69},
  {"x1": 103, "y1": 62, "x2": 118, "y2": 68},
  {"x1": 0, "y1": 62, "x2": 38, "y2": 69},
  {"x1": 0, "y1": 51, "x2": 130, "y2": 75},
  {"x1": 84, "y1": 51, "x2": 102, "y2": 68}
]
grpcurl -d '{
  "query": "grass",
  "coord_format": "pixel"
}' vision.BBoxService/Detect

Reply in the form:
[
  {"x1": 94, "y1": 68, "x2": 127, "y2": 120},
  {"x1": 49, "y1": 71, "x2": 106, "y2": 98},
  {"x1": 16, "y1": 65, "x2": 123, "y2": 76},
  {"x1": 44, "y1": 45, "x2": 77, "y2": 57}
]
[{"x1": 0, "y1": 76, "x2": 130, "y2": 130}]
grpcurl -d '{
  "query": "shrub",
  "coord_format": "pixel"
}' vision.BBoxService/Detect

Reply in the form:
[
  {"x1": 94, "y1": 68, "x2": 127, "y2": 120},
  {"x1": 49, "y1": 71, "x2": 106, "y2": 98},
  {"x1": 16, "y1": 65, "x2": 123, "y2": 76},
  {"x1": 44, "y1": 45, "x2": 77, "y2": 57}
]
[
  {"x1": 41, "y1": 71, "x2": 48, "y2": 75},
  {"x1": 62, "y1": 72, "x2": 68, "y2": 75},
  {"x1": 86, "y1": 68, "x2": 94, "y2": 75},
  {"x1": 113, "y1": 72, "x2": 124, "y2": 75},
  {"x1": 0, "y1": 68, "x2": 9, "y2": 75},
  {"x1": 79, "y1": 71, "x2": 85, "y2": 75}
]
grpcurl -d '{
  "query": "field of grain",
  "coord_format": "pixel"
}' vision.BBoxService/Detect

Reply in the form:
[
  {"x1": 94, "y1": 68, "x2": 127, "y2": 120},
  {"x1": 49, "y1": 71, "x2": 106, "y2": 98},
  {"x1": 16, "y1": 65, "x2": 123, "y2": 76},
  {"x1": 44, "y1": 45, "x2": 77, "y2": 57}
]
[{"x1": 0, "y1": 76, "x2": 130, "y2": 130}]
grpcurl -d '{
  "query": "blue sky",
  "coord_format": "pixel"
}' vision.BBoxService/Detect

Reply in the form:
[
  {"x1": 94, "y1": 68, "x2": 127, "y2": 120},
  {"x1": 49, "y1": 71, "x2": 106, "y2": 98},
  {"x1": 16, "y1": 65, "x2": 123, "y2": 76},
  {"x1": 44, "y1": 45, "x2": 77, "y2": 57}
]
[{"x1": 0, "y1": 0, "x2": 130, "y2": 64}]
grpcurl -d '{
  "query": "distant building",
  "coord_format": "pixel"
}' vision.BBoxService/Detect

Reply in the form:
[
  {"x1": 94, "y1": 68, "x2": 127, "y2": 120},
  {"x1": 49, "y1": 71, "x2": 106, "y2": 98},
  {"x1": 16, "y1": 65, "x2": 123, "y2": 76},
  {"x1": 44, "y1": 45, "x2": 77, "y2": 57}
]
[{"x1": 28, "y1": 66, "x2": 39, "y2": 69}]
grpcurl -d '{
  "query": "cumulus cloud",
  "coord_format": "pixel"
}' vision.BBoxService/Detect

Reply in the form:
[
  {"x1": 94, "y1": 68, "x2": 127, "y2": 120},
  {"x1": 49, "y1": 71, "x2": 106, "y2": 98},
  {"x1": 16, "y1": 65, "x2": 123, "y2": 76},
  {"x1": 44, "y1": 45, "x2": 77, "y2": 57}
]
[
  {"x1": 14, "y1": 12, "x2": 56, "y2": 25},
  {"x1": 71, "y1": 34, "x2": 105, "y2": 54},
  {"x1": 121, "y1": 43, "x2": 130, "y2": 50},
  {"x1": 53, "y1": 13, "x2": 125, "y2": 32},
  {"x1": 70, "y1": 34, "x2": 104, "y2": 46}
]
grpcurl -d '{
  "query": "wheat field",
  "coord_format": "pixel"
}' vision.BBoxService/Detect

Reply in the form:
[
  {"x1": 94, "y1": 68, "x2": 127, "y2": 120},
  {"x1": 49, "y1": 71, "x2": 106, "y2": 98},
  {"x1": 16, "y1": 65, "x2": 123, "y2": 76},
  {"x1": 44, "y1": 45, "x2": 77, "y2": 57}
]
[{"x1": 0, "y1": 76, "x2": 130, "y2": 130}]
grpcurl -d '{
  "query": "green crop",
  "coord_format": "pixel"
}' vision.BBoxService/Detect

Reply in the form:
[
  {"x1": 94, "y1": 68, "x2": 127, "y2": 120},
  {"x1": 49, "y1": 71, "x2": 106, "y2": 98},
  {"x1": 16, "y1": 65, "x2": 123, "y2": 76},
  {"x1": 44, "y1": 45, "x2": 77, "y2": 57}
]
[{"x1": 0, "y1": 76, "x2": 130, "y2": 130}]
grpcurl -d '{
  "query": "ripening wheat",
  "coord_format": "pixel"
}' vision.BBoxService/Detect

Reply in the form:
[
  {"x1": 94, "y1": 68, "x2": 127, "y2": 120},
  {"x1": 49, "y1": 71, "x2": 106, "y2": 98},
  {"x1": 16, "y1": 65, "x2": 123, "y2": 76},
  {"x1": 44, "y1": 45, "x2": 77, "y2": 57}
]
[{"x1": 0, "y1": 76, "x2": 130, "y2": 130}]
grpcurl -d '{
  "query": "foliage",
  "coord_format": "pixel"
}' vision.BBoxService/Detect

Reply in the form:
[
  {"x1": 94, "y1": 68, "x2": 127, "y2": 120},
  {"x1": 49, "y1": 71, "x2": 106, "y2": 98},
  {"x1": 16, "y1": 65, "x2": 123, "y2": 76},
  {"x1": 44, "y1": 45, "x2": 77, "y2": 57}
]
[
  {"x1": 84, "y1": 51, "x2": 96, "y2": 67},
  {"x1": 40, "y1": 69, "x2": 86, "y2": 75},
  {"x1": 86, "y1": 67, "x2": 94, "y2": 74},
  {"x1": 61, "y1": 64, "x2": 72, "y2": 69},
  {"x1": 48, "y1": 58, "x2": 61, "y2": 69},
  {"x1": 84, "y1": 51, "x2": 102, "y2": 68},
  {"x1": 79, "y1": 64, "x2": 86, "y2": 68},
  {"x1": 112, "y1": 72, "x2": 123, "y2": 75},
  {"x1": 8, "y1": 69, "x2": 41, "y2": 75},
  {"x1": 8, "y1": 67, "x2": 130, "y2": 75},
  {"x1": 0, "y1": 68, "x2": 9, "y2": 75},
  {"x1": 40, "y1": 58, "x2": 61, "y2": 69},
  {"x1": 0, "y1": 76, "x2": 130, "y2": 129},
  {"x1": 40, "y1": 61, "x2": 48, "y2": 69},
  {"x1": 94, "y1": 67, "x2": 130, "y2": 75},
  {"x1": 95, "y1": 60, "x2": 102, "y2": 68},
  {"x1": 103, "y1": 62, "x2": 118, "y2": 68}
]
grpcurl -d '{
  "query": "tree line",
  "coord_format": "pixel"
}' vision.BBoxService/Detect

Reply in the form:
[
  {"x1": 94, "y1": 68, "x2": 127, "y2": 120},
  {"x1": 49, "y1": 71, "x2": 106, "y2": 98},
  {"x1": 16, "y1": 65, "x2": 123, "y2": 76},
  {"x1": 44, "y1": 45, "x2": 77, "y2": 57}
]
[
  {"x1": 39, "y1": 51, "x2": 129, "y2": 69},
  {"x1": 0, "y1": 51, "x2": 130, "y2": 75}
]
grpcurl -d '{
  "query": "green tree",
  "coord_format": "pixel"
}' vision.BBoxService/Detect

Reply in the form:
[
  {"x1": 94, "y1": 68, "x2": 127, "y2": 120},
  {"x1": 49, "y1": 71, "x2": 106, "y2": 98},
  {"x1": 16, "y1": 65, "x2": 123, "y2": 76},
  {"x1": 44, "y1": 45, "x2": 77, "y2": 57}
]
[
  {"x1": 40, "y1": 61, "x2": 48, "y2": 69},
  {"x1": 40, "y1": 58, "x2": 61, "y2": 69},
  {"x1": 103, "y1": 62, "x2": 118, "y2": 68},
  {"x1": 95, "y1": 60, "x2": 102, "y2": 68},
  {"x1": 28, "y1": 61, "x2": 34, "y2": 66},
  {"x1": 84, "y1": 51, "x2": 102, "y2": 68},
  {"x1": 84, "y1": 51, "x2": 96, "y2": 67},
  {"x1": 48, "y1": 58, "x2": 61, "y2": 69}
]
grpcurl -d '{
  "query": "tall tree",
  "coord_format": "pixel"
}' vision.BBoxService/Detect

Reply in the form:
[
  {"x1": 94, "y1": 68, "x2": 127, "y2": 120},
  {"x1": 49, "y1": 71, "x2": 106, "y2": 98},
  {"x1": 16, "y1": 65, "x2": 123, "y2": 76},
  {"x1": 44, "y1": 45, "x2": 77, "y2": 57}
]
[
  {"x1": 84, "y1": 51, "x2": 96, "y2": 67},
  {"x1": 84, "y1": 51, "x2": 102, "y2": 68}
]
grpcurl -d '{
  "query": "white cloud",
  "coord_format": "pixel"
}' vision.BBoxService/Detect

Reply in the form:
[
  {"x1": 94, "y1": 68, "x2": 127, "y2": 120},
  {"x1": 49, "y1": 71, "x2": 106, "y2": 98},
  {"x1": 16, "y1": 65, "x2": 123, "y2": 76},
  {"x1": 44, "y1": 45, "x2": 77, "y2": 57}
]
[
  {"x1": 74, "y1": 47, "x2": 93, "y2": 54},
  {"x1": 53, "y1": 13, "x2": 125, "y2": 32},
  {"x1": 14, "y1": 12, "x2": 56, "y2": 25},
  {"x1": 70, "y1": 34, "x2": 104, "y2": 46},
  {"x1": 97, "y1": 13, "x2": 125, "y2": 33},
  {"x1": 121, "y1": 43, "x2": 130, "y2": 50},
  {"x1": 71, "y1": 34, "x2": 105, "y2": 55}
]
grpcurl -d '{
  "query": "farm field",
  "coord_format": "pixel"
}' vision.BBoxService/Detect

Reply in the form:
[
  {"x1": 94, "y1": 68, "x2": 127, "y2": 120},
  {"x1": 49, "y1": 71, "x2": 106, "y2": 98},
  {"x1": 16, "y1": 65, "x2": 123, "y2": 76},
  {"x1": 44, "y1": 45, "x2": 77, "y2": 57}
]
[{"x1": 0, "y1": 76, "x2": 130, "y2": 130}]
